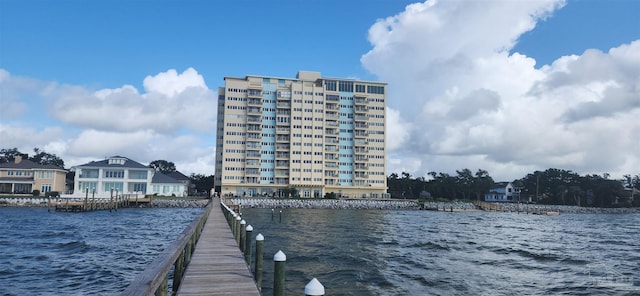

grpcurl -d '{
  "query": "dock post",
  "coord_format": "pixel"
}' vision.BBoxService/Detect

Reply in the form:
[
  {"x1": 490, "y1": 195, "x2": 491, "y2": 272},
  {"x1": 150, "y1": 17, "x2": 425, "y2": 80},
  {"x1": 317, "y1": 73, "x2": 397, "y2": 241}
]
[
  {"x1": 235, "y1": 215, "x2": 242, "y2": 245},
  {"x1": 172, "y1": 248, "x2": 185, "y2": 295},
  {"x1": 83, "y1": 193, "x2": 88, "y2": 212},
  {"x1": 255, "y1": 233, "x2": 264, "y2": 291},
  {"x1": 110, "y1": 189, "x2": 113, "y2": 212},
  {"x1": 273, "y1": 250, "x2": 286, "y2": 296},
  {"x1": 271, "y1": 208, "x2": 274, "y2": 221},
  {"x1": 305, "y1": 278, "x2": 325, "y2": 296},
  {"x1": 279, "y1": 210, "x2": 282, "y2": 223},
  {"x1": 231, "y1": 213, "x2": 237, "y2": 239},
  {"x1": 115, "y1": 190, "x2": 119, "y2": 211},
  {"x1": 155, "y1": 275, "x2": 168, "y2": 296},
  {"x1": 244, "y1": 225, "x2": 253, "y2": 265},
  {"x1": 240, "y1": 220, "x2": 247, "y2": 251}
]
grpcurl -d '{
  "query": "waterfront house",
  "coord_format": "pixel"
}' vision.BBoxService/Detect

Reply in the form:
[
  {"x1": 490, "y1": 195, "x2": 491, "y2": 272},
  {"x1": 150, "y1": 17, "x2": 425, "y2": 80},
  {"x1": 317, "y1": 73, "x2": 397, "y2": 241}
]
[
  {"x1": 484, "y1": 182, "x2": 516, "y2": 202},
  {"x1": 0, "y1": 155, "x2": 68, "y2": 195},
  {"x1": 70, "y1": 156, "x2": 188, "y2": 198},
  {"x1": 150, "y1": 172, "x2": 188, "y2": 197}
]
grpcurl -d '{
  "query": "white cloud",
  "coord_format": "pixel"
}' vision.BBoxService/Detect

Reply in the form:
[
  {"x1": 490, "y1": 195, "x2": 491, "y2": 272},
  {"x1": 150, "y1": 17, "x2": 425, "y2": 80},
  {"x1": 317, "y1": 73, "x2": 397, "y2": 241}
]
[
  {"x1": 0, "y1": 68, "x2": 217, "y2": 175},
  {"x1": 50, "y1": 68, "x2": 217, "y2": 133},
  {"x1": 364, "y1": 0, "x2": 640, "y2": 180}
]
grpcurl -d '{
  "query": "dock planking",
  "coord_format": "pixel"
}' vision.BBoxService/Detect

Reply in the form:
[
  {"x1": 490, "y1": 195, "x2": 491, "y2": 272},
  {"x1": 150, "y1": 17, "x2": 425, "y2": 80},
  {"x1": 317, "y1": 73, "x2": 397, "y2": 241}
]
[{"x1": 177, "y1": 199, "x2": 261, "y2": 296}]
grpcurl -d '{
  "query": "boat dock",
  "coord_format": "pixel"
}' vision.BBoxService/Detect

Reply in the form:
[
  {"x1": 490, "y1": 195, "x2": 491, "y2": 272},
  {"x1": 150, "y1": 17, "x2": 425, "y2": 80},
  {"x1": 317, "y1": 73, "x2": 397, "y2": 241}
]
[
  {"x1": 176, "y1": 198, "x2": 260, "y2": 295},
  {"x1": 50, "y1": 194, "x2": 151, "y2": 212}
]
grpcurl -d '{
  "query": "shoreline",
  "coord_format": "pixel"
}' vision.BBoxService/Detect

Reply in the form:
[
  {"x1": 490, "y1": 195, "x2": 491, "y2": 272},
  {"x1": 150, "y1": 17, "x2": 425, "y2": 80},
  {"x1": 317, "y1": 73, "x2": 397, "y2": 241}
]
[
  {"x1": 0, "y1": 197, "x2": 209, "y2": 209},
  {"x1": 230, "y1": 198, "x2": 640, "y2": 214}
]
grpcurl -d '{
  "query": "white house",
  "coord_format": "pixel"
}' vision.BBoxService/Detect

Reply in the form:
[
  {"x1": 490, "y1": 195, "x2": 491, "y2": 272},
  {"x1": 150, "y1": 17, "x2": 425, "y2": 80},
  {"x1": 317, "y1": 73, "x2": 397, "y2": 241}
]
[
  {"x1": 150, "y1": 172, "x2": 188, "y2": 197},
  {"x1": 484, "y1": 182, "x2": 516, "y2": 202},
  {"x1": 69, "y1": 156, "x2": 187, "y2": 198}
]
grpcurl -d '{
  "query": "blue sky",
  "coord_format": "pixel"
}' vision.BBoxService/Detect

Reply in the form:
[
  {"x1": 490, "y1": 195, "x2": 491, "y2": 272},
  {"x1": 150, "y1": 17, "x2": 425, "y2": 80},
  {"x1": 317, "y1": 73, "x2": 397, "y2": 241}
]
[{"x1": 1, "y1": 0, "x2": 639, "y2": 180}]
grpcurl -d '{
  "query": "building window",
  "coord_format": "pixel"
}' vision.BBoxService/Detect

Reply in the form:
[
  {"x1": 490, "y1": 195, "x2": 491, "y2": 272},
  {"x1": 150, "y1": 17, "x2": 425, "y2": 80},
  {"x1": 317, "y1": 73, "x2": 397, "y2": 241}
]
[
  {"x1": 103, "y1": 182, "x2": 124, "y2": 192},
  {"x1": 325, "y1": 80, "x2": 337, "y2": 91},
  {"x1": 79, "y1": 181, "x2": 97, "y2": 193},
  {"x1": 41, "y1": 184, "x2": 52, "y2": 193},
  {"x1": 355, "y1": 84, "x2": 366, "y2": 93},
  {"x1": 37, "y1": 171, "x2": 54, "y2": 179},
  {"x1": 104, "y1": 170, "x2": 124, "y2": 178},
  {"x1": 338, "y1": 81, "x2": 353, "y2": 92},
  {"x1": 367, "y1": 85, "x2": 385, "y2": 94},
  {"x1": 133, "y1": 183, "x2": 146, "y2": 192},
  {"x1": 129, "y1": 171, "x2": 148, "y2": 179}
]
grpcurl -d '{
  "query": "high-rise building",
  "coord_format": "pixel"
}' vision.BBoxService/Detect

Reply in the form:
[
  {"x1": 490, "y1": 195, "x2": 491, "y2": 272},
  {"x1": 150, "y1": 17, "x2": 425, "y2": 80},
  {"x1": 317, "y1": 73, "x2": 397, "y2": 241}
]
[{"x1": 214, "y1": 71, "x2": 388, "y2": 199}]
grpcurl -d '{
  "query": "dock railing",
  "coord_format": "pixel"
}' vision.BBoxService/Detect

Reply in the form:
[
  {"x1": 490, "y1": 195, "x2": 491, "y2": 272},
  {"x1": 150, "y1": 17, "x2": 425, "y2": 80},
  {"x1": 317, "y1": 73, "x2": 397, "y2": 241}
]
[
  {"x1": 120, "y1": 200, "x2": 212, "y2": 296},
  {"x1": 219, "y1": 197, "x2": 326, "y2": 296}
]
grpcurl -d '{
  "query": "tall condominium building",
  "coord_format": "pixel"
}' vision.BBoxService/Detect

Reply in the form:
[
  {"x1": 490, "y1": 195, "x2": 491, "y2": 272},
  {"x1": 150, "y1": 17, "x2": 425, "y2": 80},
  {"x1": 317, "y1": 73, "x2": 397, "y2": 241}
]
[{"x1": 214, "y1": 71, "x2": 388, "y2": 199}]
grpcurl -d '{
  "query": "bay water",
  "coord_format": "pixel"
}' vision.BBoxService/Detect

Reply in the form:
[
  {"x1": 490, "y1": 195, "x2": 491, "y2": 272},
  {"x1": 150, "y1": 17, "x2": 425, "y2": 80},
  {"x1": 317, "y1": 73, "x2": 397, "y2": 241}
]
[
  {"x1": 1, "y1": 206, "x2": 638, "y2": 295},
  {"x1": 240, "y1": 208, "x2": 639, "y2": 296},
  {"x1": 0, "y1": 207, "x2": 203, "y2": 296}
]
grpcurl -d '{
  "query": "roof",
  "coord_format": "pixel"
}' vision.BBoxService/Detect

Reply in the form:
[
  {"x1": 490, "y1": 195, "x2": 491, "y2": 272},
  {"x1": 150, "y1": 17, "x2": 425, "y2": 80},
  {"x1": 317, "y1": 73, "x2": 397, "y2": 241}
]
[
  {"x1": 151, "y1": 172, "x2": 182, "y2": 184},
  {"x1": 74, "y1": 156, "x2": 149, "y2": 169},
  {"x1": 167, "y1": 171, "x2": 190, "y2": 181},
  {"x1": 0, "y1": 159, "x2": 66, "y2": 171}
]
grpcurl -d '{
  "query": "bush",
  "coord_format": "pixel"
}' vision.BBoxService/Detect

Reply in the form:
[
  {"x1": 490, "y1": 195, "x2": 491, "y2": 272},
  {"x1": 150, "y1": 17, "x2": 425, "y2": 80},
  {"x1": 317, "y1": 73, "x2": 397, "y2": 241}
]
[
  {"x1": 32, "y1": 190, "x2": 40, "y2": 196},
  {"x1": 45, "y1": 191, "x2": 60, "y2": 198},
  {"x1": 324, "y1": 192, "x2": 337, "y2": 199}
]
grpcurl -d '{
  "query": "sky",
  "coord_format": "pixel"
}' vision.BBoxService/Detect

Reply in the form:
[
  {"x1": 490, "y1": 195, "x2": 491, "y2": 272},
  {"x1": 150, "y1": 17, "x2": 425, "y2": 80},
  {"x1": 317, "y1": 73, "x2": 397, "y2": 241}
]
[{"x1": 1, "y1": 0, "x2": 639, "y2": 181}]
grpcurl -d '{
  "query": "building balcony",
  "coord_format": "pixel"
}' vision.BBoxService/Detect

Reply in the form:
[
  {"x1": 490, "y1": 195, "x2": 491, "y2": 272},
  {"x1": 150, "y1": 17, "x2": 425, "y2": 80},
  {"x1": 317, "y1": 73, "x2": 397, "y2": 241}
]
[
  {"x1": 247, "y1": 116, "x2": 262, "y2": 123},
  {"x1": 248, "y1": 82, "x2": 262, "y2": 90},
  {"x1": 247, "y1": 90, "x2": 262, "y2": 97},
  {"x1": 354, "y1": 147, "x2": 369, "y2": 153},
  {"x1": 325, "y1": 138, "x2": 338, "y2": 144},
  {"x1": 247, "y1": 99, "x2": 262, "y2": 106},
  {"x1": 354, "y1": 97, "x2": 368, "y2": 105},
  {"x1": 326, "y1": 96, "x2": 339, "y2": 102},
  {"x1": 325, "y1": 129, "x2": 338, "y2": 135},
  {"x1": 355, "y1": 115, "x2": 368, "y2": 121},
  {"x1": 354, "y1": 132, "x2": 368, "y2": 138},
  {"x1": 277, "y1": 102, "x2": 291, "y2": 108}
]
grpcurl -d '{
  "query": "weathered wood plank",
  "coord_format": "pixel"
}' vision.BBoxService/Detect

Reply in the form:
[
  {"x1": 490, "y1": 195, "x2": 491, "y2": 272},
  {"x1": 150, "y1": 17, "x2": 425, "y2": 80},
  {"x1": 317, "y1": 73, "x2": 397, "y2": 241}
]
[{"x1": 176, "y1": 199, "x2": 261, "y2": 296}]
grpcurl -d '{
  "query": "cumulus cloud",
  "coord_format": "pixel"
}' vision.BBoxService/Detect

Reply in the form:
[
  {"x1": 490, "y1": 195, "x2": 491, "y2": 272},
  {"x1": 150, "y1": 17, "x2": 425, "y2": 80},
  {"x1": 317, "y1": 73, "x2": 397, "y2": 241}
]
[
  {"x1": 0, "y1": 68, "x2": 217, "y2": 175},
  {"x1": 50, "y1": 67, "x2": 217, "y2": 133},
  {"x1": 363, "y1": 0, "x2": 640, "y2": 180}
]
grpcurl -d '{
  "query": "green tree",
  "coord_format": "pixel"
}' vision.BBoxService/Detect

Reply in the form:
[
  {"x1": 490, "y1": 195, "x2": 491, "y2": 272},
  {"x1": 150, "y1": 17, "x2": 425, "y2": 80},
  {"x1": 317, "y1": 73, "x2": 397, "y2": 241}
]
[
  {"x1": 190, "y1": 173, "x2": 214, "y2": 195},
  {"x1": 0, "y1": 148, "x2": 24, "y2": 164},
  {"x1": 148, "y1": 160, "x2": 176, "y2": 173},
  {"x1": 29, "y1": 148, "x2": 65, "y2": 168}
]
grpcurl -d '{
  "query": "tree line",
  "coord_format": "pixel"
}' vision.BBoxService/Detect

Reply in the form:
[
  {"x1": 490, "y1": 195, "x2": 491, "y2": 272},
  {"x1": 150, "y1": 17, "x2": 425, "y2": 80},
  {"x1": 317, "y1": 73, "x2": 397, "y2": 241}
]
[
  {"x1": 3, "y1": 147, "x2": 638, "y2": 206},
  {"x1": 388, "y1": 168, "x2": 640, "y2": 207}
]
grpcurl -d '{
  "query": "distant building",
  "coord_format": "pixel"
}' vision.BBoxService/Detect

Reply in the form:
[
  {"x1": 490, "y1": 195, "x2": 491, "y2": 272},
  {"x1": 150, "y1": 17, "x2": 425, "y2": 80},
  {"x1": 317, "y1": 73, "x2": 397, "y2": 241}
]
[
  {"x1": 484, "y1": 182, "x2": 516, "y2": 202},
  {"x1": 215, "y1": 71, "x2": 388, "y2": 199},
  {"x1": 69, "y1": 156, "x2": 188, "y2": 198},
  {"x1": 0, "y1": 155, "x2": 67, "y2": 195}
]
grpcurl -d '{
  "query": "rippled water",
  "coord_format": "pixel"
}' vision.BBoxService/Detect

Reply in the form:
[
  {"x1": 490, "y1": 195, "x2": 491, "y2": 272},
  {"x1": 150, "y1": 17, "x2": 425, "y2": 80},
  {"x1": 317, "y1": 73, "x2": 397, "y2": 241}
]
[
  {"x1": 240, "y1": 209, "x2": 640, "y2": 295},
  {"x1": 0, "y1": 207, "x2": 203, "y2": 296}
]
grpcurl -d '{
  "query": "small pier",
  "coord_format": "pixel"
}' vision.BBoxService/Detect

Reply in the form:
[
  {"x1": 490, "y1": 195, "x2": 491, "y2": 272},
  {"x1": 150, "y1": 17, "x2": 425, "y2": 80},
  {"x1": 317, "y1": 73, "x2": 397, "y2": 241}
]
[
  {"x1": 51, "y1": 194, "x2": 151, "y2": 212},
  {"x1": 474, "y1": 200, "x2": 503, "y2": 211},
  {"x1": 176, "y1": 198, "x2": 260, "y2": 295}
]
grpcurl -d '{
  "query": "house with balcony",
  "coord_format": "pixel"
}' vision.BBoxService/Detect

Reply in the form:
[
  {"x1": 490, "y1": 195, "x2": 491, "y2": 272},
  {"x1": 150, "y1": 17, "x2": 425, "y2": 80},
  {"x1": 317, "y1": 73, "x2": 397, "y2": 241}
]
[
  {"x1": 484, "y1": 182, "x2": 516, "y2": 202},
  {"x1": 0, "y1": 155, "x2": 68, "y2": 195},
  {"x1": 70, "y1": 156, "x2": 188, "y2": 198}
]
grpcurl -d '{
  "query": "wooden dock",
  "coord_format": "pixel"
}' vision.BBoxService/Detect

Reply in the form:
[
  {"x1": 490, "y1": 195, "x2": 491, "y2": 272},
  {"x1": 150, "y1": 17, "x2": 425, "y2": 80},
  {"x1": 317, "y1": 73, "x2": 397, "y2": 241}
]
[{"x1": 176, "y1": 198, "x2": 261, "y2": 296}]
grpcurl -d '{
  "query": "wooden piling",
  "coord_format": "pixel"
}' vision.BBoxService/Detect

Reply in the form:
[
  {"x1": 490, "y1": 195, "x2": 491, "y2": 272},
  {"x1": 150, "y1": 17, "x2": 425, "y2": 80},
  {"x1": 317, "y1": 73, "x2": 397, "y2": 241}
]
[
  {"x1": 273, "y1": 250, "x2": 286, "y2": 296},
  {"x1": 255, "y1": 233, "x2": 264, "y2": 291}
]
